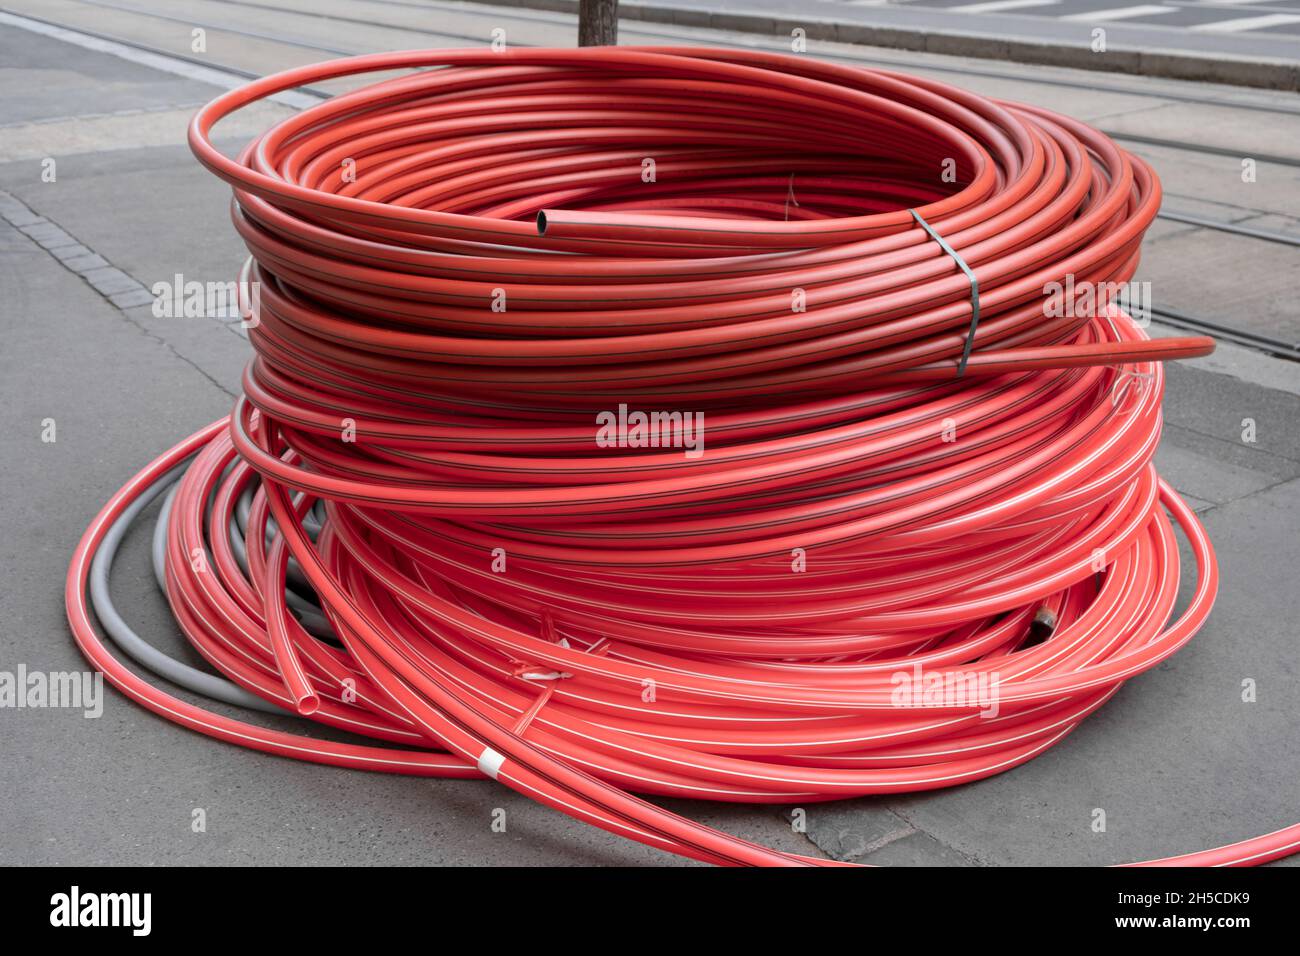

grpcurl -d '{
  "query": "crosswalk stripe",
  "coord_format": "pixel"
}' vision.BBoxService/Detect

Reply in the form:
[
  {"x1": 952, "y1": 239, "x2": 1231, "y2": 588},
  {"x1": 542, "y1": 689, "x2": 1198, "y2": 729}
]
[
  {"x1": 1192, "y1": 12, "x2": 1300, "y2": 30},
  {"x1": 1060, "y1": 5, "x2": 1173, "y2": 21},
  {"x1": 947, "y1": 0, "x2": 1059, "y2": 12}
]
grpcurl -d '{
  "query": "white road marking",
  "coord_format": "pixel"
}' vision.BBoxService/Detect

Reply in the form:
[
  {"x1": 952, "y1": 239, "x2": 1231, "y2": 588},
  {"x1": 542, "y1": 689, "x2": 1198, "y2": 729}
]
[
  {"x1": 0, "y1": 10, "x2": 317, "y2": 109},
  {"x1": 1192, "y1": 12, "x2": 1300, "y2": 30},
  {"x1": 948, "y1": 0, "x2": 1059, "y2": 12},
  {"x1": 1062, "y1": 5, "x2": 1174, "y2": 21}
]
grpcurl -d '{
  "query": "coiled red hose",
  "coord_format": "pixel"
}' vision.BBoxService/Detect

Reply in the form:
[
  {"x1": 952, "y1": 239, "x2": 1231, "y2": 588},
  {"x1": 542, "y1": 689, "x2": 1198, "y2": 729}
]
[{"x1": 66, "y1": 47, "x2": 1299, "y2": 866}]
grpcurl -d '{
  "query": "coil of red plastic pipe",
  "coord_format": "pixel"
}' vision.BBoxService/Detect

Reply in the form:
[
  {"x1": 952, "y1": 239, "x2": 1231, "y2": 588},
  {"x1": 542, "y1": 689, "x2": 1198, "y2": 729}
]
[{"x1": 66, "y1": 47, "x2": 1299, "y2": 867}]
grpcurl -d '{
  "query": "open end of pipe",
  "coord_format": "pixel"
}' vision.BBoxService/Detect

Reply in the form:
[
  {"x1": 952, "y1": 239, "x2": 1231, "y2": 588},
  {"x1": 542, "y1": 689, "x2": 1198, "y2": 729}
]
[
  {"x1": 296, "y1": 693, "x2": 320, "y2": 716},
  {"x1": 536, "y1": 211, "x2": 548, "y2": 235}
]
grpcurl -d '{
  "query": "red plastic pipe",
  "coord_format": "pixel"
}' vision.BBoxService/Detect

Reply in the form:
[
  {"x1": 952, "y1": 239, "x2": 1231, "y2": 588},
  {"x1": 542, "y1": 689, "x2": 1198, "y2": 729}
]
[{"x1": 65, "y1": 47, "x2": 1297, "y2": 866}]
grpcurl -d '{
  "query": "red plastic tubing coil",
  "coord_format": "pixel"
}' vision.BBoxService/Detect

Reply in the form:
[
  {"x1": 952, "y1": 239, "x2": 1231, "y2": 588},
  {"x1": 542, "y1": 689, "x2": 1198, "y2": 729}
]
[{"x1": 66, "y1": 47, "x2": 1299, "y2": 866}]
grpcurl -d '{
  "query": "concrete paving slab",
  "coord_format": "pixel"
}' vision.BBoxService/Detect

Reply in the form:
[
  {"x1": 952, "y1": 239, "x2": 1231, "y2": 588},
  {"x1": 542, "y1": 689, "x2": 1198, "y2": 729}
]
[
  {"x1": 1095, "y1": 99, "x2": 1300, "y2": 158},
  {"x1": 1161, "y1": 421, "x2": 1300, "y2": 490},
  {"x1": 62, "y1": 251, "x2": 109, "y2": 272},
  {"x1": 1137, "y1": 222, "x2": 1300, "y2": 342},
  {"x1": 0, "y1": 102, "x2": 297, "y2": 163},
  {"x1": 1126, "y1": 142, "x2": 1300, "y2": 222},
  {"x1": 0, "y1": 18, "x2": 219, "y2": 125},
  {"x1": 2, "y1": 0, "x2": 330, "y2": 76},
  {"x1": 859, "y1": 828, "x2": 981, "y2": 866},
  {"x1": 0, "y1": 142, "x2": 249, "y2": 279},
  {"x1": 797, "y1": 801, "x2": 917, "y2": 862},
  {"x1": 1149, "y1": 322, "x2": 1300, "y2": 397},
  {"x1": 48, "y1": 241, "x2": 93, "y2": 262},
  {"x1": 1155, "y1": 442, "x2": 1282, "y2": 506},
  {"x1": 124, "y1": 0, "x2": 580, "y2": 54},
  {"x1": 1162, "y1": 362, "x2": 1300, "y2": 462}
]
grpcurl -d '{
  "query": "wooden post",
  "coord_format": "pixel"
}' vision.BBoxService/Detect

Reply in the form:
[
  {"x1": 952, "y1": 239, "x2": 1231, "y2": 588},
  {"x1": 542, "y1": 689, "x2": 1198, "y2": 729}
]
[{"x1": 578, "y1": 0, "x2": 618, "y2": 46}]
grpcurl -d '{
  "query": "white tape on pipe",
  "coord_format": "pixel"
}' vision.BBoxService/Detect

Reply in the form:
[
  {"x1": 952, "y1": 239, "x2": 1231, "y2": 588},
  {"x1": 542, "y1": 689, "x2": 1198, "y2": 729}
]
[{"x1": 477, "y1": 746, "x2": 506, "y2": 780}]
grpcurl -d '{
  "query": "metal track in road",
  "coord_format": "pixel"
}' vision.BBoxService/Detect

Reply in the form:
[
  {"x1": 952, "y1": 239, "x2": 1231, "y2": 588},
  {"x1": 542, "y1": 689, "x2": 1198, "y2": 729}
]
[
  {"x1": 132, "y1": 0, "x2": 1300, "y2": 121},
  {"x1": 33, "y1": 0, "x2": 1300, "y2": 175},
  {"x1": 37, "y1": 0, "x2": 1300, "y2": 244},
  {"x1": 68, "y1": 0, "x2": 496, "y2": 52},
  {"x1": 1150, "y1": 307, "x2": 1300, "y2": 360},
  {"x1": 96, "y1": 0, "x2": 1300, "y2": 240},
  {"x1": 1158, "y1": 210, "x2": 1300, "y2": 248},
  {"x1": 1112, "y1": 133, "x2": 1300, "y2": 169},
  {"x1": 342, "y1": 0, "x2": 1300, "y2": 119},
  {"x1": 4, "y1": 4, "x2": 1296, "y2": 363},
  {"x1": 204, "y1": 0, "x2": 1300, "y2": 169},
  {"x1": 0, "y1": 6, "x2": 339, "y2": 97},
  {"x1": 42, "y1": 0, "x2": 1300, "y2": 147}
]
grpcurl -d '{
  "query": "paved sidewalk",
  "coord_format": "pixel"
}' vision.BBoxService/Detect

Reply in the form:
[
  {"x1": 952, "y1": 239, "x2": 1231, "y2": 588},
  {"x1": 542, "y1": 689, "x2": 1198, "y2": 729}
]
[{"x1": 0, "y1": 7, "x2": 1296, "y2": 865}]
